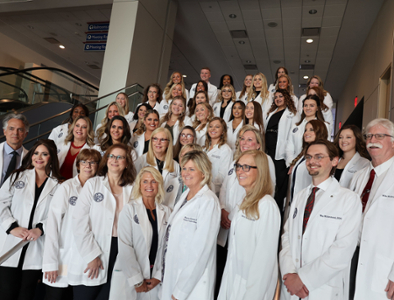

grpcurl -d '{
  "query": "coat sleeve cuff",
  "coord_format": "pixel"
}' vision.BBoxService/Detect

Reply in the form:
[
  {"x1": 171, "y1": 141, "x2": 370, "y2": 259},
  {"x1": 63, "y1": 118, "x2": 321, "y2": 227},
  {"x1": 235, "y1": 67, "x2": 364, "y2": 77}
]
[
  {"x1": 83, "y1": 248, "x2": 103, "y2": 265},
  {"x1": 35, "y1": 223, "x2": 44, "y2": 235},
  {"x1": 173, "y1": 286, "x2": 188, "y2": 300},
  {"x1": 127, "y1": 273, "x2": 144, "y2": 287},
  {"x1": 6, "y1": 221, "x2": 19, "y2": 234},
  {"x1": 388, "y1": 264, "x2": 394, "y2": 282},
  {"x1": 42, "y1": 263, "x2": 58, "y2": 272}
]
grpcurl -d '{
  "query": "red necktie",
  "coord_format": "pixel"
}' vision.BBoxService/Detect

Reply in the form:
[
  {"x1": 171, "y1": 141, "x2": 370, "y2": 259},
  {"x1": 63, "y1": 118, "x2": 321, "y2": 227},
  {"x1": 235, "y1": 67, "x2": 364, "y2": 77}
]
[
  {"x1": 303, "y1": 187, "x2": 319, "y2": 234},
  {"x1": 361, "y1": 169, "x2": 375, "y2": 212}
]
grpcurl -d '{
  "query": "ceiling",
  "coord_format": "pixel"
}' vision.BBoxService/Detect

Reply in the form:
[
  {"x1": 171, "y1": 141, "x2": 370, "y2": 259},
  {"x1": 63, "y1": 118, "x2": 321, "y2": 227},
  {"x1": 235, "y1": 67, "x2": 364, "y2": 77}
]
[{"x1": 0, "y1": 0, "x2": 386, "y2": 100}]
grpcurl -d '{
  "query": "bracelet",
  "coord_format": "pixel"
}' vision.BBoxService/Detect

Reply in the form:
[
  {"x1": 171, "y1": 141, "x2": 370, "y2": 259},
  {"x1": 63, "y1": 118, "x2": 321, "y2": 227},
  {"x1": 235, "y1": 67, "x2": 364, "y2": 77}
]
[{"x1": 135, "y1": 281, "x2": 143, "y2": 288}]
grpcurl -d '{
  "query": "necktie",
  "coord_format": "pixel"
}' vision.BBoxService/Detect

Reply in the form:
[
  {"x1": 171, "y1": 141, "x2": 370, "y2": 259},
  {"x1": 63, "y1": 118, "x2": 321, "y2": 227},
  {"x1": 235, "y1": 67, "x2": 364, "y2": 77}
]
[
  {"x1": 361, "y1": 169, "x2": 376, "y2": 212},
  {"x1": 303, "y1": 187, "x2": 319, "y2": 234},
  {"x1": 4, "y1": 151, "x2": 17, "y2": 184}
]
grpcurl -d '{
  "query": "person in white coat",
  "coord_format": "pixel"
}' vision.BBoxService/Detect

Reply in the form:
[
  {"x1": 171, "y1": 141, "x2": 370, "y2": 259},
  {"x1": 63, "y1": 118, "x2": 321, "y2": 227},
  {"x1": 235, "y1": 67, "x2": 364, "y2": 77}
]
[
  {"x1": 193, "y1": 102, "x2": 213, "y2": 147},
  {"x1": 95, "y1": 102, "x2": 125, "y2": 144},
  {"x1": 244, "y1": 101, "x2": 264, "y2": 134},
  {"x1": 0, "y1": 113, "x2": 29, "y2": 187},
  {"x1": 263, "y1": 75, "x2": 298, "y2": 115},
  {"x1": 109, "y1": 167, "x2": 172, "y2": 300},
  {"x1": 187, "y1": 90, "x2": 209, "y2": 121},
  {"x1": 130, "y1": 103, "x2": 154, "y2": 135},
  {"x1": 203, "y1": 117, "x2": 233, "y2": 196},
  {"x1": 236, "y1": 74, "x2": 252, "y2": 102},
  {"x1": 264, "y1": 89, "x2": 297, "y2": 213},
  {"x1": 43, "y1": 149, "x2": 101, "y2": 299},
  {"x1": 49, "y1": 103, "x2": 89, "y2": 147},
  {"x1": 226, "y1": 101, "x2": 245, "y2": 152},
  {"x1": 280, "y1": 139, "x2": 362, "y2": 300},
  {"x1": 58, "y1": 116, "x2": 99, "y2": 180},
  {"x1": 162, "y1": 71, "x2": 189, "y2": 107},
  {"x1": 138, "y1": 84, "x2": 162, "y2": 112},
  {"x1": 158, "y1": 83, "x2": 184, "y2": 118},
  {"x1": 333, "y1": 125, "x2": 370, "y2": 188},
  {"x1": 246, "y1": 72, "x2": 270, "y2": 108},
  {"x1": 0, "y1": 139, "x2": 62, "y2": 300},
  {"x1": 218, "y1": 150, "x2": 281, "y2": 300},
  {"x1": 213, "y1": 85, "x2": 236, "y2": 123},
  {"x1": 70, "y1": 143, "x2": 136, "y2": 300},
  {"x1": 348, "y1": 119, "x2": 394, "y2": 300},
  {"x1": 132, "y1": 110, "x2": 160, "y2": 158},
  {"x1": 268, "y1": 66, "x2": 288, "y2": 95},
  {"x1": 160, "y1": 96, "x2": 192, "y2": 146},
  {"x1": 115, "y1": 92, "x2": 134, "y2": 123},
  {"x1": 189, "y1": 67, "x2": 218, "y2": 106},
  {"x1": 135, "y1": 128, "x2": 180, "y2": 209},
  {"x1": 172, "y1": 126, "x2": 197, "y2": 160},
  {"x1": 160, "y1": 150, "x2": 221, "y2": 300}
]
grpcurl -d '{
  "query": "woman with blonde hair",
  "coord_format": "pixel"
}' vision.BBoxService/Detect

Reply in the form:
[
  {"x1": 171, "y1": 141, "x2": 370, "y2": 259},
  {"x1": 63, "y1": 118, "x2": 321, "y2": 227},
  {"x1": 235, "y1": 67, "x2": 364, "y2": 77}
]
[
  {"x1": 273, "y1": 74, "x2": 298, "y2": 110},
  {"x1": 218, "y1": 150, "x2": 281, "y2": 300},
  {"x1": 297, "y1": 75, "x2": 333, "y2": 113},
  {"x1": 268, "y1": 66, "x2": 288, "y2": 94},
  {"x1": 115, "y1": 92, "x2": 134, "y2": 123},
  {"x1": 161, "y1": 150, "x2": 220, "y2": 300},
  {"x1": 162, "y1": 71, "x2": 189, "y2": 103},
  {"x1": 236, "y1": 74, "x2": 253, "y2": 102},
  {"x1": 160, "y1": 96, "x2": 192, "y2": 145},
  {"x1": 246, "y1": 72, "x2": 270, "y2": 107},
  {"x1": 109, "y1": 167, "x2": 171, "y2": 300},
  {"x1": 213, "y1": 85, "x2": 236, "y2": 122},
  {"x1": 135, "y1": 127, "x2": 180, "y2": 209},
  {"x1": 95, "y1": 101, "x2": 125, "y2": 143},
  {"x1": 193, "y1": 102, "x2": 213, "y2": 146},
  {"x1": 158, "y1": 83, "x2": 185, "y2": 117},
  {"x1": 204, "y1": 117, "x2": 233, "y2": 196}
]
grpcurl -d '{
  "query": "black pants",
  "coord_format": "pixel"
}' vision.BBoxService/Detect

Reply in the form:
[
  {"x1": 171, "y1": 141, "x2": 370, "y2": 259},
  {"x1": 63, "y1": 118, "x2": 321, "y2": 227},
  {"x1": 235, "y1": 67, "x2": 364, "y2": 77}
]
[
  {"x1": 215, "y1": 242, "x2": 228, "y2": 299},
  {"x1": 0, "y1": 266, "x2": 42, "y2": 300},
  {"x1": 73, "y1": 237, "x2": 118, "y2": 300},
  {"x1": 273, "y1": 158, "x2": 288, "y2": 216},
  {"x1": 349, "y1": 246, "x2": 360, "y2": 300},
  {"x1": 45, "y1": 285, "x2": 73, "y2": 300}
]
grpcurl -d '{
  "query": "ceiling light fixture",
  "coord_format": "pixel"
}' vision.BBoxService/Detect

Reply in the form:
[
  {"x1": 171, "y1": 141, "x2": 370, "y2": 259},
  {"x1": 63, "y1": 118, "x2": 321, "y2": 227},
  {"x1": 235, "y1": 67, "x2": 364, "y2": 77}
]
[
  {"x1": 268, "y1": 22, "x2": 278, "y2": 28},
  {"x1": 246, "y1": 60, "x2": 252, "y2": 63},
  {"x1": 305, "y1": 60, "x2": 311, "y2": 63},
  {"x1": 182, "y1": 75, "x2": 187, "y2": 78},
  {"x1": 306, "y1": 38, "x2": 314, "y2": 43},
  {"x1": 309, "y1": 9, "x2": 317, "y2": 14},
  {"x1": 303, "y1": 75, "x2": 309, "y2": 79},
  {"x1": 59, "y1": 45, "x2": 65, "y2": 49},
  {"x1": 239, "y1": 41, "x2": 245, "y2": 44},
  {"x1": 229, "y1": 14, "x2": 237, "y2": 18}
]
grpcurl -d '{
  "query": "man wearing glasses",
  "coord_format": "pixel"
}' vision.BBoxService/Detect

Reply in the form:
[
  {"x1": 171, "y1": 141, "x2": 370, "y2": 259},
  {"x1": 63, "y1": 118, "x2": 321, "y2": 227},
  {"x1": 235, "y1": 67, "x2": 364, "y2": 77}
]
[
  {"x1": 349, "y1": 118, "x2": 394, "y2": 300},
  {"x1": 280, "y1": 139, "x2": 361, "y2": 299}
]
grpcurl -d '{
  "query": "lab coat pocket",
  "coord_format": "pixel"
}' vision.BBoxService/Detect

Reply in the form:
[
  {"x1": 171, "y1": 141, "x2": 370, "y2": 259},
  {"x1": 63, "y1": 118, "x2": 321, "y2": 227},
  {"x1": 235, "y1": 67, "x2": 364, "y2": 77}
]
[
  {"x1": 312, "y1": 285, "x2": 341, "y2": 300},
  {"x1": 188, "y1": 267, "x2": 210, "y2": 300},
  {"x1": 230, "y1": 274, "x2": 246, "y2": 300},
  {"x1": 371, "y1": 254, "x2": 393, "y2": 293},
  {"x1": 109, "y1": 270, "x2": 133, "y2": 300}
]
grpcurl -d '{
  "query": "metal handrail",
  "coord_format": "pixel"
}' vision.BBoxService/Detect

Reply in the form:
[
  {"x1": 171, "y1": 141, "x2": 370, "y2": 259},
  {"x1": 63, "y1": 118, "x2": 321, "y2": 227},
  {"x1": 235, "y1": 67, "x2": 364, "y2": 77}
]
[{"x1": 0, "y1": 79, "x2": 29, "y2": 101}]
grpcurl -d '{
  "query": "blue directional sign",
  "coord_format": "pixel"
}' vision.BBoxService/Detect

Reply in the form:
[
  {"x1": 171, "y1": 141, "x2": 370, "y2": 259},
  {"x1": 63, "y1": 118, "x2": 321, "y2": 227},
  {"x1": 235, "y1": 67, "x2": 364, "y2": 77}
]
[
  {"x1": 87, "y1": 23, "x2": 109, "y2": 31},
  {"x1": 84, "y1": 43, "x2": 106, "y2": 51},
  {"x1": 86, "y1": 33, "x2": 108, "y2": 41}
]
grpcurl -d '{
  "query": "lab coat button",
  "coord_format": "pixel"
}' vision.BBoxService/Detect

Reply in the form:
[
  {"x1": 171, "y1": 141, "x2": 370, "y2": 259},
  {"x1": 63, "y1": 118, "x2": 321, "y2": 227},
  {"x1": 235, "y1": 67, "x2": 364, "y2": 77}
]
[
  {"x1": 296, "y1": 259, "x2": 299, "y2": 262},
  {"x1": 298, "y1": 235, "x2": 301, "y2": 239}
]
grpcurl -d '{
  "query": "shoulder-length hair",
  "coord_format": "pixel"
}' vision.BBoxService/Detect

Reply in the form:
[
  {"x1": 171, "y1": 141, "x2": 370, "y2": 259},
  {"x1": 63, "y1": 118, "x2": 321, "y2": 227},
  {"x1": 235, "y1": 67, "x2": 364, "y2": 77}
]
[
  {"x1": 76, "y1": 149, "x2": 102, "y2": 174},
  {"x1": 218, "y1": 74, "x2": 234, "y2": 89},
  {"x1": 229, "y1": 100, "x2": 246, "y2": 121},
  {"x1": 173, "y1": 125, "x2": 197, "y2": 159},
  {"x1": 296, "y1": 95, "x2": 326, "y2": 126},
  {"x1": 274, "y1": 66, "x2": 288, "y2": 85},
  {"x1": 188, "y1": 90, "x2": 208, "y2": 117},
  {"x1": 166, "y1": 83, "x2": 187, "y2": 101},
  {"x1": 178, "y1": 143, "x2": 203, "y2": 161},
  {"x1": 135, "y1": 109, "x2": 160, "y2": 136},
  {"x1": 147, "y1": 127, "x2": 175, "y2": 173},
  {"x1": 131, "y1": 166, "x2": 165, "y2": 204},
  {"x1": 237, "y1": 150, "x2": 273, "y2": 220},
  {"x1": 217, "y1": 84, "x2": 236, "y2": 103},
  {"x1": 267, "y1": 89, "x2": 297, "y2": 116},
  {"x1": 142, "y1": 83, "x2": 163, "y2": 104},
  {"x1": 204, "y1": 117, "x2": 227, "y2": 150},
  {"x1": 97, "y1": 143, "x2": 137, "y2": 186},
  {"x1": 160, "y1": 96, "x2": 187, "y2": 128},
  {"x1": 97, "y1": 102, "x2": 125, "y2": 143},
  {"x1": 307, "y1": 75, "x2": 328, "y2": 96},
  {"x1": 100, "y1": 116, "x2": 132, "y2": 151},
  {"x1": 239, "y1": 74, "x2": 253, "y2": 99},
  {"x1": 333, "y1": 124, "x2": 370, "y2": 160},
  {"x1": 62, "y1": 103, "x2": 89, "y2": 125},
  {"x1": 116, "y1": 92, "x2": 130, "y2": 115},
  {"x1": 180, "y1": 150, "x2": 212, "y2": 188},
  {"x1": 275, "y1": 74, "x2": 295, "y2": 96},
  {"x1": 246, "y1": 73, "x2": 269, "y2": 102},
  {"x1": 307, "y1": 86, "x2": 329, "y2": 111},
  {"x1": 195, "y1": 80, "x2": 208, "y2": 93},
  {"x1": 244, "y1": 101, "x2": 264, "y2": 133},
  {"x1": 65, "y1": 116, "x2": 95, "y2": 147},
  {"x1": 164, "y1": 72, "x2": 185, "y2": 98},
  {"x1": 11, "y1": 139, "x2": 64, "y2": 187},
  {"x1": 234, "y1": 125, "x2": 265, "y2": 160},
  {"x1": 192, "y1": 102, "x2": 214, "y2": 128},
  {"x1": 132, "y1": 103, "x2": 153, "y2": 121}
]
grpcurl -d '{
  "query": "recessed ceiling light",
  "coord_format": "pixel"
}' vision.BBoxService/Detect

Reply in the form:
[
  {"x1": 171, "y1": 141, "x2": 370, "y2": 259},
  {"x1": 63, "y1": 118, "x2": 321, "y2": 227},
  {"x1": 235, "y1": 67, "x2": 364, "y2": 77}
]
[
  {"x1": 246, "y1": 60, "x2": 252, "y2": 63},
  {"x1": 239, "y1": 41, "x2": 245, "y2": 44},
  {"x1": 309, "y1": 9, "x2": 317, "y2": 14},
  {"x1": 303, "y1": 75, "x2": 309, "y2": 79},
  {"x1": 182, "y1": 75, "x2": 187, "y2": 77},
  {"x1": 305, "y1": 60, "x2": 311, "y2": 63},
  {"x1": 306, "y1": 39, "x2": 314, "y2": 43},
  {"x1": 59, "y1": 45, "x2": 65, "y2": 49},
  {"x1": 273, "y1": 60, "x2": 281, "y2": 64},
  {"x1": 229, "y1": 14, "x2": 237, "y2": 18},
  {"x1": 268, "y1": 22, "x2": 278, "y2": 28}
]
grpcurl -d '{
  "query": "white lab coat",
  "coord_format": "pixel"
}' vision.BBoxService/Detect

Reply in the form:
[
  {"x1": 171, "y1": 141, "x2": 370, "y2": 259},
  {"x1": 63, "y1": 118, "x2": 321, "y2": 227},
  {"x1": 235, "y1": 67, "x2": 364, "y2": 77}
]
[
  {"x1": 338, "y1": 152, "x2": 369, "y2": 189},
  {"x1": 109, "y1": 197, "x2": 171, "y2": 300},
  {"x1": 218, "y1": 157, "x2": 276, "y2": 247},
  {"x1": 195, "y1": 123, "x2": 208, "y2": 147},
  {"x1": 213, "y1": 101, "x2": 234, "y2": 123},
  {"x1": 189, "y1": 82, "x2": 218, "y2": 106},
  {"x1": 280, "y1": 178, "x2": 362, "y2": 300},
  {"x1": 135, "y1": 154, "x2": 180, "y2": 209},
  {"x1": 349, "y1": 161, "x2": 394, "y2": 300},
  {"x1": 0, "y1": 169, "x2": 59, "y2": 269},
  {"x1": 205, "y1": 143, "x2": 233, "y2": 196},
  {"x1": 0, "y1": 142, "x2": 28, "y2": 185},
  {"x1": 264, "y1": 107, "x2": 296, "y2": 161},
  {"x1": 124, "y1": 112, "x2": 134, "y2": 124},
  {"x1": 136, "y1": 101, "x2": 159, "y2": 112},
  {"x1": 218, "y1": 195, "x2": 281, "y2": 300},
  {"x1": 42, "y1": 175, "x2": 83, "y2": 287},
  {"x1": 157, "y1": 99, "x2": 172, "y2": 118},
  {"x1": 226, "y1": 120, "x2": 243, "y2": 152},
  {"x1": 160, "y1": 117, "x2": 193, "y2": 146},
  {"x1": 289, "y1": 157, "x2": 310, "y2": 203},
  {"x1": 68, "y1": 176, "x2": 133, "y2": 286},
  {"x1": 235, "y1": 91, "x2": 248, "y2": 103},
  {"x1": 49, "y1": 123, "x2": 70, "y2": 146},
  {"x1": 131, "y1": 132, "x2": 147, "y2": 158},
  {"x1": 263, "y1": 94, "x2": 299, "y2": 117},
  {"x1": 160, "y1": 184, "x2": 220, "y2": 300}
]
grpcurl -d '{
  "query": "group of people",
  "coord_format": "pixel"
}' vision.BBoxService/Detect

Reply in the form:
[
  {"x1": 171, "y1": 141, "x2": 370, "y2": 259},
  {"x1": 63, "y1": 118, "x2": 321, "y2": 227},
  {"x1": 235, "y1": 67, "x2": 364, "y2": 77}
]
[{"x1": 0, "y1": 66, "x2": 392, "y2": 300}]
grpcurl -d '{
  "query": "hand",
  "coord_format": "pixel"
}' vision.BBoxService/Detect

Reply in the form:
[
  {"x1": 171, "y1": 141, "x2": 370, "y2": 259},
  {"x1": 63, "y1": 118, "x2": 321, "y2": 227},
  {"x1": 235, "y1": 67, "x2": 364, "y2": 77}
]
[
  {"x1": 288, "y1": 165, "x2": 294, "y2": 175},
  {"x1": 221, "y1": 209, "x2": 231, "y2": 229},
  {"x1": 385, "y1": 280, "x2": 394, "y2": 299},
  {"x1": 146, "y1": 278, "x2": 160, "y2": 291},
  {"x1": 171, "y1": 295, "x2": 177, "y2": 300},
  {"x1": 283, "y1": 273, "x2": 305, "y2": 296},
  {"x1": 44, "y1": 271, "x2": 58, "y2": 284},
  {"x1": 135, "y1": 281, "x2": 148, "y2": 293},
  {"x1": 25, "y1": 228, "x2": 42, "y2": 242},
  {"x1": 10, "y1": 227, "x2": 29, "y2": 239},
  {"x1": 84, "y1": 256, "x2": 104, "y2": 279},
  {"x1": 295, "y1": 285, "x2": 309, "y2": 298}
]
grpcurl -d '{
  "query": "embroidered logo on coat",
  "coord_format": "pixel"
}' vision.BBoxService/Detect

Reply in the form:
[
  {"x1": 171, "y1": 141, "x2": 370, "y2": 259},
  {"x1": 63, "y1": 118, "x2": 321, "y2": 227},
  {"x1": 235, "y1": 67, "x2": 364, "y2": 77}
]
[
  {"x1": 178, "y1": 177, "x2": 183, "y2": 183},
  {"x1": 134, "y1": 214, "x2": 139, "y2": 224},
  {"x1": 69, "y1": 196, "x2": 77, "y2": 206},
  {"x1": 228, "y1": 168, "x2": 234, "y2": 175},
  {"x1": 57, "y1": 149, "x2": 61, "y2": 154},
  {"x1": 167, "y1": 185, "x2": 174, "y2": 193},
  {"x1": 293, "y1": 208, "x2": 298, "y2": 219},
  {"x1": 133, "y1": 141, "x2": 138, "y2": 148},
  {"x1": 93, "y1": 192, "x2": 104, "y2": 202},
  {"x1": 14, "y1": 181, "x2": 25, "y2": 189},
  {"x1": 293, "y1": 127, "x2": 298, "y2": 133},
  {"x1": 163, "y1": 105, "x2": 169, "y2": 110},
  {"x1": 58, "y1": 132, "x2": 63, "y2": 138}
]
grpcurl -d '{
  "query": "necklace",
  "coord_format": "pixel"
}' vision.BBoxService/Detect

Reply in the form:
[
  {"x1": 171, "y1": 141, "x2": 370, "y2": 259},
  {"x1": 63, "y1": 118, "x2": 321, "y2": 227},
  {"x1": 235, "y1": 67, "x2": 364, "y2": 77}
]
[{"x1": 71, "y1": 141, "x2": 85, "y2": 149}]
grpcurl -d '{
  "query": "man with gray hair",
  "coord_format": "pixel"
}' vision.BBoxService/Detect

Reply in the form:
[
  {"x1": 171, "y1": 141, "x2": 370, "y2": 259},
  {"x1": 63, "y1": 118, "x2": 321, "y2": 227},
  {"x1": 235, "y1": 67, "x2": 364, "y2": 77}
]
[
  {"x1": 0, "y1": 113, "x2": 29, "y2": 187},
  {"x1": 350, "y1": 118, "x2": 394, "y2": 299}
]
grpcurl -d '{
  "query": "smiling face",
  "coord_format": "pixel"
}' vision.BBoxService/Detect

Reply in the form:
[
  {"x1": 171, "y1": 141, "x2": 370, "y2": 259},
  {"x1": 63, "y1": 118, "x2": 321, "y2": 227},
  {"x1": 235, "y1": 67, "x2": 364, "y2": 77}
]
[
  {"x1": 277, "y1": 68, "x2": 286, "y2": 77},
  {"x1": 197, "y1": 82, "x2": 206, "y2": 92},
  {"x1": 245, "y1": 102, "x2": 254, "y2": 121},
  {"x1": 171, "y1": 99, "x2": 185, "y2": 116},
  {"x1": 338, "y1": 129, "x2": 356, "y2": 154},
  {"x1": 110, "y1": 120, "x2": 124, "y2": 143},
  {"x1": 366, "y1": 125, "x2": 394, "y2": 164},
  {"x1": 222, "y1": 75, "x2": 231, "y2": 86},
  {"x1": 232, "y1": 102, "x2": 244, "y2": 119},
  {"x1": 73, "y1": 119, "x2": 88, "y2": 141},
  {"x1": 309, "y1": 78, "x2": 320, "y2": 88},
  {"x1": 236, "y1": 154, "x2": 258, "y2": 191},
  {"x1": 147, "y1": 86, "x2": 159, "y2": 102},
  {"x1": 79, "y1": 157, "x2": 98, "y2": 179},
  {"x1": 303, "y1": 99, "x2": 318, "y2": 118},
  {"x1": 253, "y1": 75, "x2": 263, "y2": 89},
  {"x1": 195, "y1": 104, "x2": 209, "y2": 122},
  {"x1": 182, "y1": 159, "x2": 204, "y2": 190},
  {"x1": 72, "y1": 106, "x2": 86, "y2": 121},
  {"x1": 244, "y1": 75, "x2": 253, "y2": 87},
  {"x1": 144, "y1": 113, "x2": 159, "y2": 133},
  {"x1": 107, "y1": 147, "x2": 127, "y2": 173},
  {"x1": 107, "y1": 105, "x2": 120, "y2": 120},
  {"x1": 171, "y1": 84, "x2": 183, "y2": 98},
  {"x1": 152, "y1": 131, "x2": 169, "y2": 157},
  {"x1": 200, "y1": 69, "x2": 211, "y2": 82},
  {"x1": 137, "y1": 105, "x2": 147, "y2": 119},
  {"x1": 172, "y1": 72, "x2": 182, "y2": 84},
  {"x1": 306, "y1": 144, "x2": 337, "y2": 180},
  {"x1": 4, "y1": 118, "x2": 28, "y2": 149},
  {"x1": 180, "y1": 128, "x2": 195, "y2": 146},
  {"x1": 221, "y1": 87, "x2": 233, "y2": 101},
  {"x1": 195, "y1": 92, "x2": 207, "y2": 104},
  {"x1": 208, "y1": 120, "x2": 223, "y2": 141},
  {"x1": 116, "y1": 94, "x2": 127, "y2": 109},
  {"x1": 304, "y1": 123, "x2": 316, "y2": 143},
  {"x1": 239, "y1": 131, "x2": 260, "y2": 153},
  {"x1": 274, "y1": 92, "x2": 285, "y2": 108},
  {"x1": 140, "y1": 172, "x2": 159, "y2": 199},
  {"x1": 32, "y1": 145, "x2": 50, "y2": 171},
  {"x1": 278, "y1": 77, "x2": 289, "y2": 89}
]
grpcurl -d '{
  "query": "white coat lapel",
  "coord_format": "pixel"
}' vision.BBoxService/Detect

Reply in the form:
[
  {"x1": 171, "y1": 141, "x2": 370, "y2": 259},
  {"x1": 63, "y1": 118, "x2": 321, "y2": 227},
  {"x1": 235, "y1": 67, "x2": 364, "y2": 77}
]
[
  {"x1": 369, "y1": 162, "x2": 394, "y2": 209},
  {"x1": 0, "y1": 143, "x2": 4, "y2": 183},
  {"x1": 37, "y1": 175, "x2": 57, "y2": 205},
  {"x1": 156, "y1": 204, "x2": 166, "y2": 234},
  {"x1": 135, "y1": 198, "x2": 152, "y2": 254}
]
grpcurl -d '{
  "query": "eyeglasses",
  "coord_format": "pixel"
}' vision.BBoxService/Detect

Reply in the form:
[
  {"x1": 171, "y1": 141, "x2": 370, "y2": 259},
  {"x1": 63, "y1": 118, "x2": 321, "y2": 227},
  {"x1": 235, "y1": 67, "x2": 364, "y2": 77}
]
[
  {"x1": 80, "y1": 160, "x2": 98, "y2": 166},
  {"x1": 181, "y1": 133, "x2": 194, "y2": 139},
  {"x1": 234, "y1": 163, "x2": 257, "y2": 172},
  {"x1": 305, "y1": 154, "x2": 329, "y2": 162},
  {"x1": 108, "y1": 154, "x2": 126, "y2": 161},
  {"x1": 222, "y1": 89, "x2": 232, "y2": 93},
  {"x1": 152, "y1": 137, "x2": 169, "y2": 143},
  {"x1": 364, "y1": 133, "x2": 393, "y2": 140}
]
